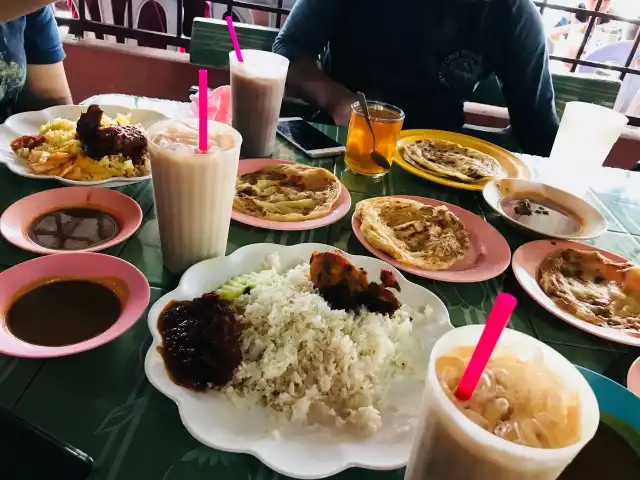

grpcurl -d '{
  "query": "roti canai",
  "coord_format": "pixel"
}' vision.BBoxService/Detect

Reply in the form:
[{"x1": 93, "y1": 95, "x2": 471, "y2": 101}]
[
  {"x1": 355, "y1": 197, "x2": 470, "y2": 270},
  {"x1": 234, "y1": 164, "x2": 341, "y2": 222},
  {"x1": 538, "y1": 248, "x2": 640, "y2": 332},
  {"x1": 403, "y1": 139, "x2": 503, "y2": 183}
]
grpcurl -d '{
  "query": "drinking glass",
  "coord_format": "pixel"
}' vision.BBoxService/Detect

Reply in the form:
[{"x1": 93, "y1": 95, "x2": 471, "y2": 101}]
[{"x1": 344, "y1": 101, "x2": 404, "y2": 177}]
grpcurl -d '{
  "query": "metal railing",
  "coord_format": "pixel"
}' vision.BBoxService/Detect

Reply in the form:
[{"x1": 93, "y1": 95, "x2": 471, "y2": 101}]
[
  {"x1": 58, "y1": 0, "x2": 638, "y2": 125},
  {"x1": 56, "y1": 0, "x2": 291, "y2": 48},
  {"x1": 534, "y1": 1, "x2": 640, "y2": 80}
]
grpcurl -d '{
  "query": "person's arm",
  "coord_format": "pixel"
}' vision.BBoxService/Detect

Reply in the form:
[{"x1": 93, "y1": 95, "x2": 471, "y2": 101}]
[
  {"x1": 486, "y1": 0, "x2": 559, "y2": 156},
  {"x1": 0, "y1": 0, "x2": 55, "y2": 22},
  {"x1": 273, "y1": 0, "x2": 356, "y2": 126},
  {"x1": 15, "y1": 6, "x2": 73, "y2": 113}
]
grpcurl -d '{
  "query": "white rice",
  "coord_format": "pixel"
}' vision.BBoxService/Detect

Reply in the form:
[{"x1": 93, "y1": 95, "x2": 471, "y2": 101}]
[{"x1": 225, "y1": 255, "x2": 431, "y2": 435}]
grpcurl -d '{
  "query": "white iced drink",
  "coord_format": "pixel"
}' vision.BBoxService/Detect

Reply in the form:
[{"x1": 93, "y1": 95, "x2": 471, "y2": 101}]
[
  {"x1": 543, "y1": 102, "x2": 627, "y2": 197},
  {"x1": 405, "y1": 326, "x2": 599, "y2": 480},
  {"x1": 230, "y1": 50, "x2": 289, "y2": 157},
  {"x1": 147, "y1": 119, "x2": 242, "y2": 274}
]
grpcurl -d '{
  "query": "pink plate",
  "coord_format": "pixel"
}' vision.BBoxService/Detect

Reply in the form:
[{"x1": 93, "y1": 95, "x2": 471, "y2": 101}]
[
  {"x1": 0, "y1": 253, "x2": 150, "y2": 358},
  {"x1": 628, "y1": 357, "x2": 640, "y2": 397},
  {"x1": 512, "y1": 240, "x2": 640, "y2": 347},
  {"x1": 0, "y1": 186, "x2": 142, "y2": 255},
  {"x1": 352, "y1": 195, "x2": 511, "y2": 282},
  {"x1": 231, "y1": 158, "x2": 352, "y2": 231}
]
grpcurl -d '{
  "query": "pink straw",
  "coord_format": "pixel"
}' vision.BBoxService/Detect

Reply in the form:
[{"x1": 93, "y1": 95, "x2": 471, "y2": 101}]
[
  {"x1": 198, "y1": 69, "x2": 208, "y2": 152},
  {"x1": 454, "y1": 293, "x2": 517, "y2": 401},
  {"x1": 226, "y1": 16, "x2": 244, "y2": 62}
]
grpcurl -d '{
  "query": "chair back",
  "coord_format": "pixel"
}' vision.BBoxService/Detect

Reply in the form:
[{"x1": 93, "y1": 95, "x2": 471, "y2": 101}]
[
  {"x1": 552, "y1": 72, "x2": 621, "y2": 117},
  {"x1": 470, "y1": 72, "x2": 621, "y2": 117},
  {"x1": 578, "y1": 41, "x2": 639, "y2": 112},
  {"x1": 578, "y1": 41, "x2": 634, "y2": 75},
  {"x1": 190, "y1": 17, "x2": 278, "y2": 67}
]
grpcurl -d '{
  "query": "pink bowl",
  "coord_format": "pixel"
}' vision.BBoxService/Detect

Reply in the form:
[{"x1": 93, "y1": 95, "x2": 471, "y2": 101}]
[
  {"x1": 0, "y1": 186, "x2": 143, "y2": 255},
  {"x1": 0, "y1": 253, "x2": 150, "y2": 358},
  {"x1": 232, "y1": 158, "x2": 352, "y2": 231},
  {"x1": 628, "y1": 357, "x2": 640, "y2": 397}
]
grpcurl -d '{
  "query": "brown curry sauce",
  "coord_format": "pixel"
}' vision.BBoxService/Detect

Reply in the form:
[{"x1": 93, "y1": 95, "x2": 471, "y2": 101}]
[{"x1": 3, "y1": 277, "x2": 126, "y2": 347}]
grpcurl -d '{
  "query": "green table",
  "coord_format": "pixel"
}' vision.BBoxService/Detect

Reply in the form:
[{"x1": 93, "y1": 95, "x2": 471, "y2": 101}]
[{"x1": 1, "y1": 95, "x2": 639, "y2": 480}]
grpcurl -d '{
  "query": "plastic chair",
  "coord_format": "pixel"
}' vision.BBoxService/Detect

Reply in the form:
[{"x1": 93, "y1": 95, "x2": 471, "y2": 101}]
[
  {"x1": 125, "y1": 0, "x2": 180, "y2": 50},
  {"x1": 70, "y1": 0, "x2": 116, "y2": 40},
  {"x1": 578, "y1": 41, "x2": 640, "y2": 114}
]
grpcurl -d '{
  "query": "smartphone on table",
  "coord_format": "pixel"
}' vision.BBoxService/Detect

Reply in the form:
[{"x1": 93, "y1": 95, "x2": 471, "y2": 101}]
[
  {"x1": 0, "y1": 407, "x2": 93, "y2": 480},
  {"x1": 276, "y1": 117, "x2": 346, "y2": 158}
]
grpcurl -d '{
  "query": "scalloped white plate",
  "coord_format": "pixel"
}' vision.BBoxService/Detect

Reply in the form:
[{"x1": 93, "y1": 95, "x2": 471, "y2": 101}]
[
  {"x1": 144, "y1": 243, "x2": 453, "y2": 479},
  {"x1": 0, "y1": 104, "x2": 167, "y2": 187}
]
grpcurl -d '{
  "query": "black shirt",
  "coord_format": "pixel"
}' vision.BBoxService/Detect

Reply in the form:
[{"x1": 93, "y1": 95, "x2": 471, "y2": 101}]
[{"x1": 273, "y1": 0, "x2": 559, "y2": 156}]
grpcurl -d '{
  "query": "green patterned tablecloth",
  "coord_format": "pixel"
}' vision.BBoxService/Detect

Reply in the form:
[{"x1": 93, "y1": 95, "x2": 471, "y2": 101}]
[{"x1": 1, "y1": 95, "x2": 639, "y2": 480}]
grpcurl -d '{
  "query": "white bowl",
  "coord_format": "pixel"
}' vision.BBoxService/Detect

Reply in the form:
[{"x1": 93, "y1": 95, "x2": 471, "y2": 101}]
[{"x1": 483, "y1": 178, "x2": 607, "y2": 240}]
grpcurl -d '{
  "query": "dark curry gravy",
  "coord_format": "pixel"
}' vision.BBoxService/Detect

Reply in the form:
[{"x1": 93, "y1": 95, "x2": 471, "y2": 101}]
[
  {"x1": 501, "y1": 194, "x2": 583, "y2": 237},
  {"x1": 5, "y1": 279, "x2": 123, "y2": 346},
  {"x1": 28, "y1": 207, "x2": 120, "y2": 250}
]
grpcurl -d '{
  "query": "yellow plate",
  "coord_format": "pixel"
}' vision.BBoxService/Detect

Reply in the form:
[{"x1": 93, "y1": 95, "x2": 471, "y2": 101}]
[{"x1": 392, "y1": 129, "x2": 531, "y2": 191}]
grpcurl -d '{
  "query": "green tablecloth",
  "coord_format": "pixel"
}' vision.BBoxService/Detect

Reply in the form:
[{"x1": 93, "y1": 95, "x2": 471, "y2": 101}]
[{"x1": 1, "y1": 95, "x2": 639, "y2": 480}]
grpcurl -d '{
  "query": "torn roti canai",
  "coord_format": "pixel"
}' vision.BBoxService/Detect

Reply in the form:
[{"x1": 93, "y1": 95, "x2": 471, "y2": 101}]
[
  {"x1": 355, "y1": 197, "x2": 470, "y2": 270},
  {"x1": 403, "y1": 139, "x2": 503, "y2": 183},
  {"x1": 234, "y1": 163, "x2": 341, "y2": 222},
  {"x1": 538, "y1": 248, "x2": 640, "y2": 332}
]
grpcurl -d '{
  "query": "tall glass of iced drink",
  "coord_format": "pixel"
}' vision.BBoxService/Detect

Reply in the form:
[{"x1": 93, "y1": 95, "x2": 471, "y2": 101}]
[
  {"x1": 229, "y1": 50, "x2": 289, "y2": 158},
  {"x1": 405, "y1": 326, "x2": 599, "y2": 480},
  {"x1": 147, "y1": 119, "x2": 242, "y2": 274}
]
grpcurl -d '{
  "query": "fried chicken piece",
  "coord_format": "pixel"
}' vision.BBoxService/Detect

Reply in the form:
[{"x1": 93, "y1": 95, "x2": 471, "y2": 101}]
[
  {"x1": 309, "y1": 251, "x2": 401, "y2": 315},
  {"x1": 76, "y1": 104, "x2": 148, "y2": 165},
  {"x1": 380, "y1": 269, "x2": 401, "y2": 290}
]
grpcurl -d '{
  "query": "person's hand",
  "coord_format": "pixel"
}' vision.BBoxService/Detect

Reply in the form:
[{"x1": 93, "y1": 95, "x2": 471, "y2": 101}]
[{"x1": 330, "y1": 95, "x2": 357, "y2": 127}]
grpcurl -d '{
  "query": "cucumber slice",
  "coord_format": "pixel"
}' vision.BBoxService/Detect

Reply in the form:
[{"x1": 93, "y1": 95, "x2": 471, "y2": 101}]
[{"x1": 216, "y1": 270, "x2": 275, "y2": 301}]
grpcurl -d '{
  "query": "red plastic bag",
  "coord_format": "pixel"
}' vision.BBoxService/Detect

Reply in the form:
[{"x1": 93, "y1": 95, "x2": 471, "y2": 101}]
[{"x1": 190, "y1": 85, "x2": 232, "y2": 124}]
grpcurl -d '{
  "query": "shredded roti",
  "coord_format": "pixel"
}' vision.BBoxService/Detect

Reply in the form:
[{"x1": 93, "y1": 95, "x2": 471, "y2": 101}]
[
  {"x1": 234, "y1": 164, "x2": 341, "y2": 222},
  {"x1": 355, "y1": 197, "x2": 470, "y2": 270},
  {"x1": 538, "y1": 248, "x2": 640, "y2": 332},
  {"x1": 403, "y1": 139, "x2": 503, "y2": 183}
]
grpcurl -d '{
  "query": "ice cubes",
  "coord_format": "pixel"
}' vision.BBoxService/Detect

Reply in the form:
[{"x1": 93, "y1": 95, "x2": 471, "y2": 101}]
[{"x1": 435, "y1": 346, "x2": 580, "y2": 449}]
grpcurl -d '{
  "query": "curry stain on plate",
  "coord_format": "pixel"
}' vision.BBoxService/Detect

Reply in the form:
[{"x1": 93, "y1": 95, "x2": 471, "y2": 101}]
[
  {"x1": 28, "y1": 207, "x2": 120, "y2": 251},
  {"x1": 4, "y1": 277, "x2": 127, "y2": 347}
]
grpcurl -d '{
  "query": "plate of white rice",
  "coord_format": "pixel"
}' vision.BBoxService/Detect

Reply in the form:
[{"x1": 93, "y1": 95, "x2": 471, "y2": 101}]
[
  {"x1": 0, "y1": 104, "x2": 166, "y2": 187},
  {"x1": 145, "y1": 243, "x2": 452, "y2": 479}
]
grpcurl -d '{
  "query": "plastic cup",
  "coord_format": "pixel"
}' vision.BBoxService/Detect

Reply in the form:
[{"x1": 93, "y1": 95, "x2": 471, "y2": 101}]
[
  {"x1": 543, "y1": 102, "x2": 628, "y2": 198},
  {"x1": 404, "y1": 325, "x2": 599, "y2": 480},
  {"x1": 229, "y1": 50, "x2": 289, "y2": 157},
  {"x1": 147, "y1": 119, "x2": 242, "y2": 274}
]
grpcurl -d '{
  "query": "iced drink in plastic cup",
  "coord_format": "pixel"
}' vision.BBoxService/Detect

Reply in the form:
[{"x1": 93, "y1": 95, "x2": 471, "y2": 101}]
[
  {"x1": 147, "y1": 119, "x2": 242, "y2": 274},
  {"x1": 542, "y1": 102, "x2": 628, "y2": 197},
  {"x1": 229, "y1": 50, "x2": 289, "y2": 157},
  {"x1": 405, "y1": 325, "x2": 599, "y2": 480}
]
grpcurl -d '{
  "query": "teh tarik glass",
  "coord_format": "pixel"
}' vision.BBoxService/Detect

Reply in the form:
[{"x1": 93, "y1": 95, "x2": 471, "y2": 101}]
[{"x1": 344, "y1": 101, "x2": 404, "y2": 177}]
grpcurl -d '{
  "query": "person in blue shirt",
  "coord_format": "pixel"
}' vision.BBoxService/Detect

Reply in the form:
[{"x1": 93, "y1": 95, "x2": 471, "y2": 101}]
[
  {"x1": 0, "y1": 2, "x2": 72, "y2": 123},
  {"x1": 273, "y1": 0, "x2": 559, "y2": 156}
]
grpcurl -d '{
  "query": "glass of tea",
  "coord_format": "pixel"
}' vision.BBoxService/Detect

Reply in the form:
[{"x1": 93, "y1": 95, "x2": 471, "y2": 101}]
[{"x1": 345, "y1": 101, "x2": 404, "y2": 177}]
